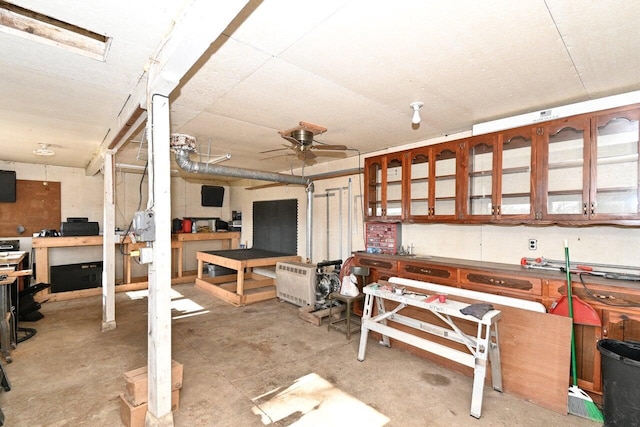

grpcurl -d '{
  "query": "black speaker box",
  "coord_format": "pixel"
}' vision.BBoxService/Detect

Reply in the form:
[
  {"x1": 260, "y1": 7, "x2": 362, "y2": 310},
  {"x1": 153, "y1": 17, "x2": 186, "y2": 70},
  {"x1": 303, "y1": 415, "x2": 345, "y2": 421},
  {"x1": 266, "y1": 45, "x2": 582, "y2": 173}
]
[{"x1": 60, "y1": 221, "x2": 99, "y2": 236}]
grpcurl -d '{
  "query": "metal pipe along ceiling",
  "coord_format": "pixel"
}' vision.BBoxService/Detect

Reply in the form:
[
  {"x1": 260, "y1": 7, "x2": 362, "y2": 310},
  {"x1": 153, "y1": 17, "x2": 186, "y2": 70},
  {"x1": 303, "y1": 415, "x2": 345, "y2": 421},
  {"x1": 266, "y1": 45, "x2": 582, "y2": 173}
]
[{"x1": 174, "y1": 149, "x2": 310, "y2": 186}]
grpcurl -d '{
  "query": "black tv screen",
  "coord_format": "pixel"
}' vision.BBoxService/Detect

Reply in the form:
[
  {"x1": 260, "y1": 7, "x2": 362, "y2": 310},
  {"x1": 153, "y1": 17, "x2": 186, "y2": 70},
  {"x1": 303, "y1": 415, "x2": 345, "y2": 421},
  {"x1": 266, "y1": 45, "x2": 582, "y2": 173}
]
[
  {"x1": 0, "y1": 170, "x2": 16, "y2": 203},
  {"x1": 201, "y1": 185, "x2": 224, "y2": 207}
]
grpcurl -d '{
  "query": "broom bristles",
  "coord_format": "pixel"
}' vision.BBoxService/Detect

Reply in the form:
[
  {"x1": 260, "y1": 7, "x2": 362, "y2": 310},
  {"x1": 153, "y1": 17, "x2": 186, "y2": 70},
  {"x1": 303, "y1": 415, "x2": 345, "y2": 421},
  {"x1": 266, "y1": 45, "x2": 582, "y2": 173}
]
[{"x1": 568, "y1": 385, "x2": 604, "y2": 422}]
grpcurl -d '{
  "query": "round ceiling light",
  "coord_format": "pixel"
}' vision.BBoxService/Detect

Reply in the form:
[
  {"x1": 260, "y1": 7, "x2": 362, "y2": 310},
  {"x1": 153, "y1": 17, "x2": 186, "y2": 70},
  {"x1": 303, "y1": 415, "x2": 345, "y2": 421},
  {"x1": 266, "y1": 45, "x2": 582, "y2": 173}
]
[{"x1": 33, "y1": 143, "x2": 56, "y2": 156}]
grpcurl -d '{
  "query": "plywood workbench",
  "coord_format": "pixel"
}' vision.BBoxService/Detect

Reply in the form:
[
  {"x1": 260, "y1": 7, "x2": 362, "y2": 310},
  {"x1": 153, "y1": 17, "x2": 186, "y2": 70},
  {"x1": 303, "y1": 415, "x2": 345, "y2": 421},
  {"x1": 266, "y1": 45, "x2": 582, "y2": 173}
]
[
  {"x1": 32, "y1": 232, "x2": 240, "y2": 301},
  {"x1": 195, "y1": 249, "x2": 300, "y2": 306}
]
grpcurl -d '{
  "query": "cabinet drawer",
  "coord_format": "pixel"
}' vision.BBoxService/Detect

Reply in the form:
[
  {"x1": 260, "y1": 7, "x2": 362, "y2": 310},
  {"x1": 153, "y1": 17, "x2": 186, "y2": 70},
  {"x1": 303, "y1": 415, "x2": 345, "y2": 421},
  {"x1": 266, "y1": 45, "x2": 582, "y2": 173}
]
[
  {"x1": 356, "y1": 257, "x2": 398, "y2": 274},
  {"x1": 459, "y1": 269, "x2": 542, "y2": 297},
  {"x1": 399, "y1": 261, "x2": 457, "y2": 285}
]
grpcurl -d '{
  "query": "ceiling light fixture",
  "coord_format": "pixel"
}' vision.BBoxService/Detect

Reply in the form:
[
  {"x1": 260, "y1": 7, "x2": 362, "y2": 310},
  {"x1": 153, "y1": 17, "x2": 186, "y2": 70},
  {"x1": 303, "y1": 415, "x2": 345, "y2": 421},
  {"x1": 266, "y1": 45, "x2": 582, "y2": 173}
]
[
  {"x1": 410, "y1": 102, "x2": 424, "y2": 125},
  {"x1": 33, "y1": 143, "x2": 56, "y2": 156}
]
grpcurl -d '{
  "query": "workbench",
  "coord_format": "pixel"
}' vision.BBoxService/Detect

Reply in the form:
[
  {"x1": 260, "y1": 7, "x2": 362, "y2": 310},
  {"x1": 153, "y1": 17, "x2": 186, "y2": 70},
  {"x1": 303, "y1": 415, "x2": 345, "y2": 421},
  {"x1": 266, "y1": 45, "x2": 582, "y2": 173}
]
[
  {"x1": 195, "y1": 249, "x2": 300, "y2": 306},
  {"x1": 32, "y1": 232, "x2": 240, "y2": 301},
  {"x1": 357, "y1": 280, "x2": 503, "y2": 419}
]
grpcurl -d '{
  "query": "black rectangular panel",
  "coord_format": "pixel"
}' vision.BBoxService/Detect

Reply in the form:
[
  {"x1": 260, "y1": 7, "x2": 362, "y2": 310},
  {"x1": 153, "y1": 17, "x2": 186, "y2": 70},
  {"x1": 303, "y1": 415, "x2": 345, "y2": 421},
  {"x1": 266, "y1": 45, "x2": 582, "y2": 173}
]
[
  {"x1": 60, "y1": 221, "x2": 99, "y2": 236},
  {"x1": 50, "y1": 261, "x2": 103, "y2": 293},
  {"x1": 253, "y1": 199, "x2": 297, "y2": 254},
  {"x1": 201, "y1": 185, "x2": 224, "y2": 207},
  {"x1": 0, "y1": 170, "x2": 16, "y2": 203}
]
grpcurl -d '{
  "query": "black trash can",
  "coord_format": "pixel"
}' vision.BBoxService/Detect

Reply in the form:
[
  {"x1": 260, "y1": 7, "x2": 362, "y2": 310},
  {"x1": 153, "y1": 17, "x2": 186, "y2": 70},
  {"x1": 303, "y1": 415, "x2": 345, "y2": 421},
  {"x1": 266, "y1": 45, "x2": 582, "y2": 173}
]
[{"x1": 597, "y1": 339, "x2": 640, "y2": 426}]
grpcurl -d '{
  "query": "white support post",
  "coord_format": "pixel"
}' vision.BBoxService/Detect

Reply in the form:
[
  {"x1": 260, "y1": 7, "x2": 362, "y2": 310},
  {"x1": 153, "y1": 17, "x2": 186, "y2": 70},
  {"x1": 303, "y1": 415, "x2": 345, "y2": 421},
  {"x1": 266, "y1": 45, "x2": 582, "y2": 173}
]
[
  {"x1": 146, "y1": 94, "x2": 174, "y2": 426},
  {"x1": 102, "y1": 151, "x2": 116, "y2": 331},
  {"x1": 141, "y1": 1, "x2": 250, "y2": 425}
]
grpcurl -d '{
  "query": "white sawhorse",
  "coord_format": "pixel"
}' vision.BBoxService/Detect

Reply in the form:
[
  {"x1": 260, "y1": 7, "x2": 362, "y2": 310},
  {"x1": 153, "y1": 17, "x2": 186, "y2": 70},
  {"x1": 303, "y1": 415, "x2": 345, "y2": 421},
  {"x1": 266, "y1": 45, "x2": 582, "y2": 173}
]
[{"x1": 357, "y1": 281, "x2": 503, "y2": 419}]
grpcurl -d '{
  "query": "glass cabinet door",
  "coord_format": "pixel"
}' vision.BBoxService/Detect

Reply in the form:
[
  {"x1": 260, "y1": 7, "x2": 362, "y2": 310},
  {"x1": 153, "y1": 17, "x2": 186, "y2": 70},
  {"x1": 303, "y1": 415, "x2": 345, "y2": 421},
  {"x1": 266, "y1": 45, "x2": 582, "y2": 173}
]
[
  {"x1": 498, "y1": 127, "x2": 535, "y2": 219},
  {"x1": 541, "y1": 117, "x2": 590, "y2": 219},
  {"x1": 432, "y1": 142, "x2": 460, "y2": 219},
  {"x1": 407, "y1": 147, "x2": 431, "y2": 219},
  {"x1": 591, "y1": 108, "x2": 640, "y2": 219},
  {"x1": 384, "y1": 153, "x2": 404, "y2": 218},
  {"x1": 466, "y1": 135, "x2": 496, "y2": 218},
  {"x1": 365, "y1": 156, "x2": 383, "y2": 218}
]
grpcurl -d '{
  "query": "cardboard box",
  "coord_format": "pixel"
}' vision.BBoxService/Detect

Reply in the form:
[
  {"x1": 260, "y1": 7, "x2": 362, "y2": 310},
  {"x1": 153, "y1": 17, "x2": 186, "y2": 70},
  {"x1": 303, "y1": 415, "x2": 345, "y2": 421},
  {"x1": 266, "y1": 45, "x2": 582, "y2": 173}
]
[
  {"x1": 119, "y1": 390, "x2": 179, "y2": 427},
  {"x1": 124, "y1": 360, "x2": 183, "y2": 407}
]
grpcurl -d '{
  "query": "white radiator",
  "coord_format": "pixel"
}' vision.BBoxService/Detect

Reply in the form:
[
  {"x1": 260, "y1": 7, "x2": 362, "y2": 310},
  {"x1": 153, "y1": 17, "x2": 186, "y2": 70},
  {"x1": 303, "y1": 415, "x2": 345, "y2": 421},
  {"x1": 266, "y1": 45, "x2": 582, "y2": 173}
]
[{"x1": 275, "y1": 261, "x2": 317, "y2": 306}]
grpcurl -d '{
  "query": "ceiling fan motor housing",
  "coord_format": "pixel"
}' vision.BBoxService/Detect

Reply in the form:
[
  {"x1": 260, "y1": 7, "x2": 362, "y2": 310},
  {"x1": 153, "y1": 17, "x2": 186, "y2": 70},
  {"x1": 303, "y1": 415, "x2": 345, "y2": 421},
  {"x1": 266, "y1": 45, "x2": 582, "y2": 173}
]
[{"x1": 290, "y1": 129, "x2": 314, "y2": 149}]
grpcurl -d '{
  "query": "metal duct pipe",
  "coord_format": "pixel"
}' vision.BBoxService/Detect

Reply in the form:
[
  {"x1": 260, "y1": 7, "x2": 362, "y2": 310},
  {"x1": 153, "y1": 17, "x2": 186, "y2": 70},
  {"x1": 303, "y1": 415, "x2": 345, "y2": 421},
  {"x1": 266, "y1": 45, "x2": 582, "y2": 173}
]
[
  {"x1": 306, "y1": 182, "x2": 314, "y2": 263},
  {"x1": 174, "y1": 149, "x2": 310, "y2": 186}
]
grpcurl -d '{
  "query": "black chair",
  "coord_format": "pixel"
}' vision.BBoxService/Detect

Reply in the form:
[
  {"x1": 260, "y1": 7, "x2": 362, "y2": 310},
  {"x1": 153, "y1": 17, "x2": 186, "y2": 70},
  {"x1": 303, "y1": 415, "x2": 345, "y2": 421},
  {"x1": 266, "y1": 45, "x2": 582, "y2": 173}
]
[{"x1": 16, "y1": 282, "x2": 50, "y2": 343}]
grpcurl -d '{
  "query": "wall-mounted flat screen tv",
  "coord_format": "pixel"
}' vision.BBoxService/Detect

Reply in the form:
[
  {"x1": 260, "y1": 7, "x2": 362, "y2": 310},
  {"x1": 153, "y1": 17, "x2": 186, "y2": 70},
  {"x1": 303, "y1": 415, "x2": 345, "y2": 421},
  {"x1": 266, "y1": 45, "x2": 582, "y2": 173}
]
[
  {"x1": 201, "y1": 185, "x2": 224, "y2": 207},
  {"x1": 0, "y1": 170, "x2": 16, "y2": 203}
]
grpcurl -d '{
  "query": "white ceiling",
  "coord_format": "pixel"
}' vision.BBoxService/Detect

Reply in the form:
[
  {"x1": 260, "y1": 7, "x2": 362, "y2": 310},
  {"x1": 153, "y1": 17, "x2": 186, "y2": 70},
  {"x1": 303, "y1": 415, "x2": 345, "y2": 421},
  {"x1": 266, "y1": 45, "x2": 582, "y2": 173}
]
[{"x1": 2, "y1": 0, "x2": 640, "y2": 178}]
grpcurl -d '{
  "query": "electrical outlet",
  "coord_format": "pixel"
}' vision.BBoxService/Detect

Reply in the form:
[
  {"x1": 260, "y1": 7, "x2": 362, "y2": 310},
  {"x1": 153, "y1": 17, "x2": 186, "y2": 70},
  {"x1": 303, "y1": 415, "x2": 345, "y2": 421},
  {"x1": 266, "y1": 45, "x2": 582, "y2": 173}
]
[{"x1": 528, "y1": 239, "x2": 537, "y2": 250}]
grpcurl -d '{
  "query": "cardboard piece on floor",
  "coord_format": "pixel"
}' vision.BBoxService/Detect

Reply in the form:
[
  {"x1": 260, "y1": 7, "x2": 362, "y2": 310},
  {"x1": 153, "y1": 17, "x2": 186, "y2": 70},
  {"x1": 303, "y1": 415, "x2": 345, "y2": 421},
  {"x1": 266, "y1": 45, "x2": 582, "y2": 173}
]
[
  {"x1": 124, "y1": 360, "x2": 183, "y2": 407},
  {"x1": 119, "y1": 390, "x2": 179, "y2": 427}
]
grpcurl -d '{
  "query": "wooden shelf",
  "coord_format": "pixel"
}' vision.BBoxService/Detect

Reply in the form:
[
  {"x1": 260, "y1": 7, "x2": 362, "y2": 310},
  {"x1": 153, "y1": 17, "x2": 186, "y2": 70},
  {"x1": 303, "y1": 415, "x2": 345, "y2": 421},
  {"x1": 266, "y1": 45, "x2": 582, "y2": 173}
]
[
  {"x1": 595, "y1": 186, "x2": 637, "y2": 194},
  {"x1": 501, "y1": 165, "x2": 531, "y2": 175},
  {"x1": 596, "y1": 153, "x2": 638, "y2": 165},
  {"x1": 435, "y1": 174, "x2": 456, "y2": 181}
]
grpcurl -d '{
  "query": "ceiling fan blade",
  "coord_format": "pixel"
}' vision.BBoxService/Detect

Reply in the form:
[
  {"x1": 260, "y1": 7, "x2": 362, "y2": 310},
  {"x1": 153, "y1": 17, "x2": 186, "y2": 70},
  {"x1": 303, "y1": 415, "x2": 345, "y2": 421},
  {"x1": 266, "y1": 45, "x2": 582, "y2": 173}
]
[
  {"x1": 311, "y1": 144, "x2": 348, "y2": 151},
  {"x1": 282, "y1": 135, "x2": 301, "y2": 146},
  {"x1": 311, "y1": 151, "x2": 347, "y2": 158},
  {"x1": 259, "y1": 144, "x2": 290, "y2": 154},
  {"x1": 297, "y1": 150, "x2": 317, "y2": 161},
  {"x1": 262, "y1": 153, "x2": 291, "y2": 160}
]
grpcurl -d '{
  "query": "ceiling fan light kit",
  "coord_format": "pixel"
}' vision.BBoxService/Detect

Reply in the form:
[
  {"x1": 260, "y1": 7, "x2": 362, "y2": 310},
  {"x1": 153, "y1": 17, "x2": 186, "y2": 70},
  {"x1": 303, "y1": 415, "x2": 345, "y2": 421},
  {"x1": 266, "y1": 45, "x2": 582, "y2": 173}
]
[{"x1": 268, "y1": 121, "x2": 350, "y2": 164}]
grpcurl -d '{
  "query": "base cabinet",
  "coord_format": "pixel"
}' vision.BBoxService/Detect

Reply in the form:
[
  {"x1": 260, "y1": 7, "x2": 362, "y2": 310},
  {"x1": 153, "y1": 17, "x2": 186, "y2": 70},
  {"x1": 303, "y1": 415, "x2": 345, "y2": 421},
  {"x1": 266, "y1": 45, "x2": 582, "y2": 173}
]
[{"x1": 354, "y1": 252, "x2": 640, "y2": 399}]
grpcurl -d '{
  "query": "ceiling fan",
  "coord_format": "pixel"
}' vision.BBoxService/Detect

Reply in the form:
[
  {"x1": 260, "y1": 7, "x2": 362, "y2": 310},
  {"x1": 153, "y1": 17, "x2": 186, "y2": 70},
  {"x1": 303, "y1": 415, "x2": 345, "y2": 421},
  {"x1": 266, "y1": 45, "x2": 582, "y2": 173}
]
[{"x1": 261, "y1": 121, "x2": 348, "y2": 163}]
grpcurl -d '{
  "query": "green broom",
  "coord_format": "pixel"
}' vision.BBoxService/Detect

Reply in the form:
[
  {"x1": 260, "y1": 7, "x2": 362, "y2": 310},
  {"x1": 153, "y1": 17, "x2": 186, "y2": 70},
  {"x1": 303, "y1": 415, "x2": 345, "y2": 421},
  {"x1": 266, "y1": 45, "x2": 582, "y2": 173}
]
[{"x1": 564, "y1": 240, "x2": 604, "y2": 422}]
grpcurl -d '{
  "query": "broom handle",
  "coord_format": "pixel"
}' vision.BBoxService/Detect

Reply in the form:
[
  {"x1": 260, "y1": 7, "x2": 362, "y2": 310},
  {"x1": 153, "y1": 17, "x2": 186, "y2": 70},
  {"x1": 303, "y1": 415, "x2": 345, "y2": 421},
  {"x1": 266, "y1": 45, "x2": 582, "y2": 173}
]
[{"x1": 565, "y1": 240, "x2": 578, "y2": 387}]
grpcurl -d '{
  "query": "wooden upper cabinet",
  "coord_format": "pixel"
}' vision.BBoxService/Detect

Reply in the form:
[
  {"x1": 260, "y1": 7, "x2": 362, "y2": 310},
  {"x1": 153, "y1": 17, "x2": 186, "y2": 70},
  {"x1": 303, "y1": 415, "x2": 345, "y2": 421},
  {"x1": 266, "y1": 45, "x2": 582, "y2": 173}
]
[
  {"x1": 462, "y1": 134, "x2": 498, "y2": 221},
  {"x1": 538, "y1": 115, "x2": 591, "y2": 222},
  {"x1": 537, "y1": 105, "x2": 640, "y2": 223},
  {"x1": 461, "y1": 127, "x2": 536, "y2": 222},
  {"x1": 364, "y1": 103, "x2": 640, "y2": 225},
  {"x1": 432, "y1": 142, "x2": 461, "y2": 220},
  {"x1": 589, "y1": 106, "x2": 640, "y2": 221},
  {"x1": 497, "y1": 126, "x2": 537, "y2": 221},
  {"x1": 406, "y1": 146, "x2": 432, "y2": 220},
  {"x1": 406, "y1": 141, "x2": 461, "y2": 221},
  {"x1": 364, "y1": 153, "x2": 406, "y2": 220}
]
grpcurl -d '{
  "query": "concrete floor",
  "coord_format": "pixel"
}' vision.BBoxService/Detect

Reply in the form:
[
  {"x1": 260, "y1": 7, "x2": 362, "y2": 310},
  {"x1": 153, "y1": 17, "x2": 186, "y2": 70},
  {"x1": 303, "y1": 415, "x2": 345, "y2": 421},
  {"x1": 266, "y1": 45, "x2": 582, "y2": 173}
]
[{"x1": 1, "y1": 283, "x2": 600, "y2": 427}]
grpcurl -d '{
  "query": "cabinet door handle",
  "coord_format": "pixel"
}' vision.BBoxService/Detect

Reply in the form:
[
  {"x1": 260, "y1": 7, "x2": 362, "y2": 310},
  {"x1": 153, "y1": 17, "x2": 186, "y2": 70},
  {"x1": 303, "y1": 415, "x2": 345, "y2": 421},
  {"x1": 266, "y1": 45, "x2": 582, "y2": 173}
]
[
  {"x1": 420, "y1": 268, "x2": 431, "y2": 274},
  {"x1": 583, "y1": 202, "x2": 588, "y2": 216},
  {"x1": 590, "y1": 202, "x2": 595, "y2": 215},
  {"x1": 491, "y1": 206, "x2": 495, "y2": 215},
  {"x1": 496, "y1": 206, "x2": 501, "y2": 216},
  {"x1": 603, "y1": 326, "x2": 608, "y2": 337}
]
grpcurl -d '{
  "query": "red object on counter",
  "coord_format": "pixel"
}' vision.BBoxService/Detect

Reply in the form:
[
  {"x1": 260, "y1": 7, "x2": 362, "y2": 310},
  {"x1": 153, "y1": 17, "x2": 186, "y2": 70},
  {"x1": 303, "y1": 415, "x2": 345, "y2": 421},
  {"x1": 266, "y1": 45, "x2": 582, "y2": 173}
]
[{"x1": 182, "y1": 218, "x2": 192, "y2": 233}]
